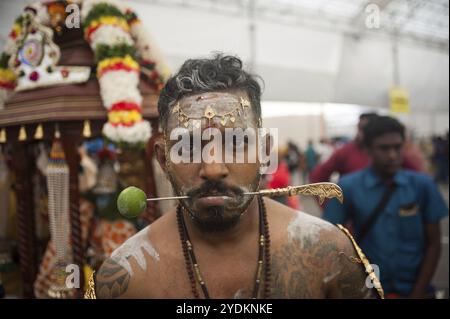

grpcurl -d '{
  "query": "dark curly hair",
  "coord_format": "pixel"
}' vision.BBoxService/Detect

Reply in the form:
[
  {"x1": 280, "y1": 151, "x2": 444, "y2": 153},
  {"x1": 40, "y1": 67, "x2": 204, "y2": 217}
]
[
  {"x1": 363, "y1": 115, "x2": 405, "y2": 147},
  {"x1": 157, "y1": 54, "x2": 263, "y2": 130}
]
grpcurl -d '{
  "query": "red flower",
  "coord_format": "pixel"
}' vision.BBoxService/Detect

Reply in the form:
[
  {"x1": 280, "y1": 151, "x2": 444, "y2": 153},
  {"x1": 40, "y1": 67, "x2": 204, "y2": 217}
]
[
  {"x1": 61, "y1": 69, "x2": 69, "y2": 78},
  {"x1": 29, "y1": 71, "x2": 39, "y2": 81},
  {"x1": 97, "y1": 148, "x2": 117, "y2": 161},
  {"x1": 9, "y1": 30, "x2": 17, "y2": 39}
]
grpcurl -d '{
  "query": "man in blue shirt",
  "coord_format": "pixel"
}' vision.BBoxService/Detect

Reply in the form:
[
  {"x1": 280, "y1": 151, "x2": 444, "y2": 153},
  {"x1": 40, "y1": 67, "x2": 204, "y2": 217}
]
[{"x1": 324, "y1": 116, "x2": 448, "y2": 298}]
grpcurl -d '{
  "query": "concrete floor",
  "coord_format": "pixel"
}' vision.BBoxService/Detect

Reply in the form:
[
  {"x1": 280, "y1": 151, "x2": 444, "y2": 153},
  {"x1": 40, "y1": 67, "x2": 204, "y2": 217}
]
[{"x1": 299, "y1": 183, "x2": 449, "y2": 299}]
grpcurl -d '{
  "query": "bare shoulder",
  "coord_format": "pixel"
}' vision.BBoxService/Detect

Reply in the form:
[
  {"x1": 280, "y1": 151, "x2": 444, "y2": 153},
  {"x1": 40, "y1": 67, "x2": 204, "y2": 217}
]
[
  {"x1": 95, "y1": 212, "x2": 177, "y2": 298},
  {"x1": 265, "y1": 198, "x2": 377, "y2": 298},
  {"x1": 264, "y1": 197, "x2": 338, "y2": 248}
]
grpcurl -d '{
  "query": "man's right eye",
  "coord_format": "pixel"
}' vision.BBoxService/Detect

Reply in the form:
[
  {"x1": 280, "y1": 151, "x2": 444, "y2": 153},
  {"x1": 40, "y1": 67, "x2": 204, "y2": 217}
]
[{"x1": 181, "y1": 141, "x2": 198, "y2": 154}]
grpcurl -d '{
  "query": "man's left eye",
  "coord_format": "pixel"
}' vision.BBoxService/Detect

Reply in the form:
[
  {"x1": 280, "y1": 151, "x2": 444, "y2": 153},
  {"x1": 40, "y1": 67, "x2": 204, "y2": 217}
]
[{"x1": 229, "y1": 136, "x2": 247, "y2": 149}]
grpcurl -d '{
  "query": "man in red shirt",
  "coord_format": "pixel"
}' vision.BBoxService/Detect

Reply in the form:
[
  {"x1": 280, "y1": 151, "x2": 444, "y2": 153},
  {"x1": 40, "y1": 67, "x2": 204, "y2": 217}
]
[{"x1": 310, "y1": 113, "x2": 423, "y2": 183}]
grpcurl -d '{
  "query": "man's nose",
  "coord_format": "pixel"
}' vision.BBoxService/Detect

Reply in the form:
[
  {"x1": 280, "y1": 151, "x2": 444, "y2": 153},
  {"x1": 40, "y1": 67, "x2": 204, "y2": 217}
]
[
  {"x1": 199, "y1": 142, "x2": 229, "y2": 181},
  {"x1": 387, "y1": 148, "x2": 399, "y2": 161},
  {"x1": 199, "y1": 161, "x2": 229, "y2": 182}
]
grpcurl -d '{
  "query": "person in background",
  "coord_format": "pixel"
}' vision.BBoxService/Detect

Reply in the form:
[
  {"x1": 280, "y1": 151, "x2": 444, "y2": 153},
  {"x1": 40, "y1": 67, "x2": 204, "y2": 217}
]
[
  {"x1": 310, "y1": 113, "x2": 423, "y2": 184},
  {"x1": 267, "y1": 146, "x2": 292, "y2": 207},
  {"x1": 285, "y1": 141, "x2": 302, "y2": 177},
  {"x1": 285, "y1": 141, "x2": 302, "y2": 186},
  {"x1": 323, "y1": 116, "x2": 448, "y2": 298},
  {"x1": 284, "y1": 141, "x2": 303, "y2": 209},
  {"x1": 419, "y1": 137, "x2": 435, "y2": 175},
  {"x1": 445, "y1": 131, "x2": 449, "y2": 183},
  {"x1": 316, "y1": 138, "x2": 334, "y2": 164},
  {"x1": 403, "y1": 132, "x2": 426, "y2": 178},
  {"x1": 305, "y1": 140, "x2": 318, "y2": 180},
  {"x1": 298, "y1": 146, "x2": 308, "y2": 185},
  {"x1": 432, "y1": 134, "x2": 449, "y2": 184}
]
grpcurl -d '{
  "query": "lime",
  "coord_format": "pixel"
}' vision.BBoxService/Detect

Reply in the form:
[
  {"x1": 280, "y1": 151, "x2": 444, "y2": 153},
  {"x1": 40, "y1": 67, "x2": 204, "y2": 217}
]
[{"x1": 117, "y1": 186, "x2": 147, "y2": 218}]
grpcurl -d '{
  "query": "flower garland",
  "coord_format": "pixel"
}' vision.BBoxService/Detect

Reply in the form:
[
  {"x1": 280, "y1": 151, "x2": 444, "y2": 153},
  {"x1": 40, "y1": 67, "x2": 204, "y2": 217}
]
[
  {"x1": 9, "y1": 16, "x2": 24, "y2": 42},
  {"x1": 124, "y1": 9, "x2": 170, "y2": 91},
  {"x1": 0, "y1": 17, "x2": 22, "y2": 108},
  {"x1": 82, "y1": 0, "x2": 151, "y2": 146},
  {"x1": 1, "y1": 0, "x2": 168, "y2": 147},
  {"x1": 0, "y1": 54, "x2": 16, "y2": 90}
]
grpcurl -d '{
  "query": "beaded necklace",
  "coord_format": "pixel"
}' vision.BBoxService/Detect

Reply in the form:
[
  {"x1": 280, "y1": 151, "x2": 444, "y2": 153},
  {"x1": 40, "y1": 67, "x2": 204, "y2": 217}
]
[{"x1": 176, "y1": 196, "x2": 271, "y2": 299}]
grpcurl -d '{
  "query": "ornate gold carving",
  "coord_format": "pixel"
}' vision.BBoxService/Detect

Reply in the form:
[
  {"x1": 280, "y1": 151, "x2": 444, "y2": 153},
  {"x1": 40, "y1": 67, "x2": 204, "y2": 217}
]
[
  {"x1": 240, "y1": 97, "x2": 251, "y2": 109},
  {"x1": 204, "y1": 105, "x2": 216, "y2": 119},
  {"x1": 259, "y1": 182, "x2": 344, "y2": 205},
  {"x1": 336, "y1": 224, "x2": 385, "y2": 299},
  {"x1": 170, "y1": 97, "x2": 253, "y2": 128},
  {"x1": 338, "y1": 251, "x2": 362, "y2": 264},
  {"x1": 163, "y1": 133, "x2": 172, "y2": 171},
  {"x1": 84, "y1": 272, "x2": 97, "y2": 299}
]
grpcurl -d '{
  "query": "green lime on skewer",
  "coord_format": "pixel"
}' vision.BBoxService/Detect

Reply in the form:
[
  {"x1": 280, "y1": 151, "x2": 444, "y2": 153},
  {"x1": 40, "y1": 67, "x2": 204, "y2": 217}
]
[{"x1": 117, "y1": 186, "x2": 147, "y2": 218}]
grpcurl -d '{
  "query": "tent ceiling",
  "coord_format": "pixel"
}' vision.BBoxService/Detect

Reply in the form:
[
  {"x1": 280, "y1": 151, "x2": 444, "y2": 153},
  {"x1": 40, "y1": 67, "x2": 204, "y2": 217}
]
[{"x1": 145, "y1": 0, "x2": 449, "y2": 50}]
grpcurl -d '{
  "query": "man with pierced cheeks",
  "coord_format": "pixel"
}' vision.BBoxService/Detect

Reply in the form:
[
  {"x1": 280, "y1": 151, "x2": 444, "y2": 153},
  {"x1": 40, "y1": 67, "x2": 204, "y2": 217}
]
[{"x1": 91, "y1": 54, "x2": 383, "y2": 299}]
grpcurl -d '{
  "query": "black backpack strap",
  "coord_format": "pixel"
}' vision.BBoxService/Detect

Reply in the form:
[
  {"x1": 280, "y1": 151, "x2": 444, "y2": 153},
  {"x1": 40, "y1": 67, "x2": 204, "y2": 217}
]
[{"x1": 356, "y1": 183, "x2": 397, "y2": 243}]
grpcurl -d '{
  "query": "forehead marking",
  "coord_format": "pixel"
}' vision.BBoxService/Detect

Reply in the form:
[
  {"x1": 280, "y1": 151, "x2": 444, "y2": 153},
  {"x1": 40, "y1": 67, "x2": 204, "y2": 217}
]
[{"x1": 169, "y1": 93, "x2": 251, "y2": 130}]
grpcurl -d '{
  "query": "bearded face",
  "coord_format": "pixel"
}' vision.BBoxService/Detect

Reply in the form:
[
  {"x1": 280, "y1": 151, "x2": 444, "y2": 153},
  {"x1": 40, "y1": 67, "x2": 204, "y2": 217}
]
[{"x1": 158, "y1": 90, "x2": 263, "y2": 232}]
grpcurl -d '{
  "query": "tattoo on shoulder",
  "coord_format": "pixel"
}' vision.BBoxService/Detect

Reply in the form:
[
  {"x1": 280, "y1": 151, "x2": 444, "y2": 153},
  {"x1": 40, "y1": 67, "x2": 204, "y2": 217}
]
[
  {"x1": 271, "y1": 225, "x2": 378, "y2": 299},
  {"x1": 96, "y1": 258, "x2": 131, "y2": 299}
]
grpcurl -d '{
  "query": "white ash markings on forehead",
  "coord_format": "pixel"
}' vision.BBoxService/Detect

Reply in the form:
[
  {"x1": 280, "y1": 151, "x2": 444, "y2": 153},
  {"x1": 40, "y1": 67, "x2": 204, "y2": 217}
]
[
  {"x1": 167, "y1": 92, "x2": 254, "y2": 128},
  {"x1": 287, "y1": 211, "x2": 335, "y2": 248},
  {"x1": 110, "y1": 226, "x2": 160, "y2": 276},
  {"x1": 179, "y1": 94, "x2": 241, "y2": 112}
]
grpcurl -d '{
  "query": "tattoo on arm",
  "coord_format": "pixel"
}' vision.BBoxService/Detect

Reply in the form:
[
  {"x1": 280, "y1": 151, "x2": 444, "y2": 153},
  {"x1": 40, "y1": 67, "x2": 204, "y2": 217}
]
[
  {"x1": 327, "y1": 237, "x2": 378, "y2": 299},
  {"x1": 271, "y1": 240, "x2": 339, "y2": 298},
  {"x1": 271, "y1": 245, "x2": 317, "y2": 298},
  {"x1": 96, "y1": 258, "x2": 131, "y2": 299},
  {"x1": 333, "y1": 259, "x2": 376, "y2": 299}
]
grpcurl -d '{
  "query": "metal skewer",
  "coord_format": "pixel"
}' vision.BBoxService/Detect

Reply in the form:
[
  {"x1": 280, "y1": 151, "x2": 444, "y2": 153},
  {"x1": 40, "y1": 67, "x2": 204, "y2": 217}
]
[
  {"x1": 145, "y1": 182, "x2": 343, "y2": 205},
  {"x1": 147, "y1": 195, "x2": 189, "y2": 202}
]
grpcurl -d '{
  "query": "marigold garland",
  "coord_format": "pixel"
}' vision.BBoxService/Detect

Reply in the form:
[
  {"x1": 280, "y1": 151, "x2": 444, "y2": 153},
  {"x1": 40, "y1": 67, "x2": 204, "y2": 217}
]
[
  {"x1": 82, "y1": 0, "x2": 151, "y2": 146},
  {"x1": 1, "y1": 0, "x2": 167, "y2": 145}
]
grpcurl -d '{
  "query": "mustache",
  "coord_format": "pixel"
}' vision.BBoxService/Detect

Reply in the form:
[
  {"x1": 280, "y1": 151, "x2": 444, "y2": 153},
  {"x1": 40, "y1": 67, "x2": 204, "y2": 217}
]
[{"x1": 186, "y1": 180, "x2": 244, "y2": 199}]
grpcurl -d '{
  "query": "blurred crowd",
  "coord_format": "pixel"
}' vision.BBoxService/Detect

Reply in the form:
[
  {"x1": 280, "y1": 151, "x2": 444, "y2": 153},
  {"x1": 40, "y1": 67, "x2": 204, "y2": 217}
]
[
  {"x1": 265, "y1": 114, "x2": 449, "y2": 208},
  {"x1": 263, "y1": 113, "x2": 449, "y2": 298}
]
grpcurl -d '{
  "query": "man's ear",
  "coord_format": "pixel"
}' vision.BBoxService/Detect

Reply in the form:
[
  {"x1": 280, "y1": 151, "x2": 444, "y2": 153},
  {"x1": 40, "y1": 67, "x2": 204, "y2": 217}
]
[
  {"x1": 256, "y1": 131, "x2": 274, "y2": 160},
  {"x1": 154, "y1": 134, "x2": 168, "y2": 174},
  {"x1": 258, "y1": 130, "x2": 278, "y2": 175},
  {"x1": 264, "y1": 132, "x2": 274, "y2": 155}
]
